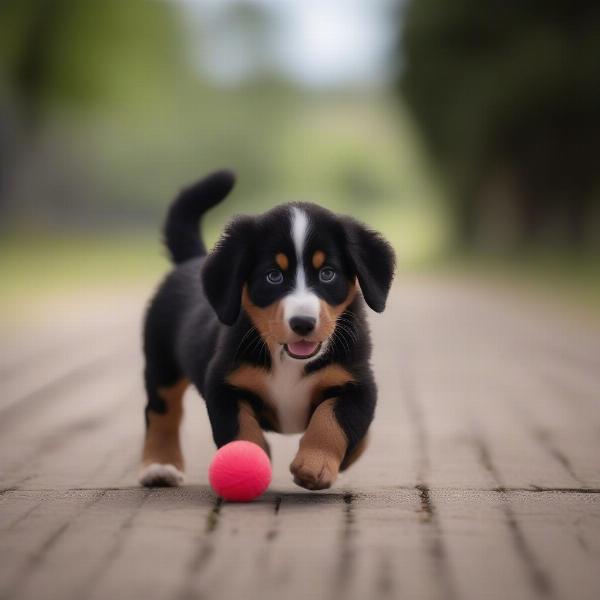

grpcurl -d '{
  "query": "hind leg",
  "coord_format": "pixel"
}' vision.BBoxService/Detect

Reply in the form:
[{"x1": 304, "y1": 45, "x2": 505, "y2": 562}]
[{"x1": 139, "y1": 374, "x2": 189, "y2": 487}]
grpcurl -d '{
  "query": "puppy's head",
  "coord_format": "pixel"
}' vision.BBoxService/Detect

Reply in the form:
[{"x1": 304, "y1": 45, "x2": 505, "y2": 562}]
[{"x1": 202, "y1": 203, "x2": 395, "y2": 360}]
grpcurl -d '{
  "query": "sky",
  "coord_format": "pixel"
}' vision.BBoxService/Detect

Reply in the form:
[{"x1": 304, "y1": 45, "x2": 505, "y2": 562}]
[{"x1": 178, "y1": 0, "x2": 398, "y2": 88}]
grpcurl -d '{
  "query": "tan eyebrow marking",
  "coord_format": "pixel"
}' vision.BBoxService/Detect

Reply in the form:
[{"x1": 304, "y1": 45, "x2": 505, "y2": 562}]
[
  {"x1": 275, "y1": 253, "x2": 289, "y2": 271},
  {"x1": 312, "y1": 250, "x2": 325, "y2": 269}
]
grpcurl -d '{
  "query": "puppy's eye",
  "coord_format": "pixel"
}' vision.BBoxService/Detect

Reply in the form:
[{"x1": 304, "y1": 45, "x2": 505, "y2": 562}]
[
  {"x1": 266, "y1": 269, "x2": 284, "y2": 284},
  {"x1": 319, "y1": 267, "x2": 336, "y2": 283}
]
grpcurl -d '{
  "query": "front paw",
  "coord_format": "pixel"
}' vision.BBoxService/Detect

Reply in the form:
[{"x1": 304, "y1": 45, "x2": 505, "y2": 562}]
[{"x1": 290, "y1": 449, "x2": 340, "y2": 490}]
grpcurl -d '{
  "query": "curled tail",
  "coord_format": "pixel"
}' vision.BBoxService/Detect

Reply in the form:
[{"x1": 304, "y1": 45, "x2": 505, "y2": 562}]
[{"x1": 163, "y1": 170, "x2": 235, "y2": 264}]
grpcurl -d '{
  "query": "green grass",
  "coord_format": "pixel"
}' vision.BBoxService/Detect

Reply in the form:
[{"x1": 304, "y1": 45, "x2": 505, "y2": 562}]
[
  {"x1": 416, "y1": 250, "x2": 600, "y2": 318},
  {"x1": 2, "y1": 232, "x2": 599, "y2": 328},
  {"x1": 0, "y1": 212, "x2": 442, "y2": 320},
  {"x1": 0, "y1": 233, "x2": 169, "y2": 319}
]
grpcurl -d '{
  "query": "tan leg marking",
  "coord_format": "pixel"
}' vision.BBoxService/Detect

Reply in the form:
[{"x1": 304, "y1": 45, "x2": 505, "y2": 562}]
[
  {"x1": 312, "y1": 250, "x2": 325, "y2": 269},
  {"x1": 275, "y1": 252, "x2": 289, "y2": 271},
  {"x1": 140, "y1": 378, "x2": 189, "y2": 486},
  {"x1": 237, "y1": 400, "x2": 271, "y2": 456},
  {"x1": 290, "y1": 398, "x2": 347, "y2": 490},
  {"x1": 226, "y1": 365, "x2": 280, "y2": 432}
]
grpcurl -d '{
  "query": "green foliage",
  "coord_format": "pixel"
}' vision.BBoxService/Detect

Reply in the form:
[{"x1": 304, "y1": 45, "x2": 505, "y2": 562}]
[
  {"x1": 0, "y1": 0, "x2": 184, "y2": 119},
  {"x1": 0, "y1": 0, "x2": 449, "y2": 270},
  {"x1": 400, "y1": 0, "x2": 600, "y2": 250}
]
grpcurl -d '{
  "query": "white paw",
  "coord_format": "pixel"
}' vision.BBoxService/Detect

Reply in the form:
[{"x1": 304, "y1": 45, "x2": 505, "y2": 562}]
[{"x1": 139, "y1": 463, "x2": 184, "y2": 487}]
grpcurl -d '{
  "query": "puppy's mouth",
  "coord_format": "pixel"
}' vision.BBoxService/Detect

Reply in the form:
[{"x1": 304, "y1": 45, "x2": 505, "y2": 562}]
[{"x1": 283, "y1": 341, "x2": 322, "y2": 360}]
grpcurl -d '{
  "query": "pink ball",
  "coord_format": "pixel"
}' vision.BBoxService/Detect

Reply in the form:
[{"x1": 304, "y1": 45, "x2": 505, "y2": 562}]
[{"x1": 208, "y1": 441, "x2": 272, "y2": 502}]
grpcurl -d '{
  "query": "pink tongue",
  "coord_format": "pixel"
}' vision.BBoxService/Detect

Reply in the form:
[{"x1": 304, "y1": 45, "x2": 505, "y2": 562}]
[{"x1": 287, "y1": 341, "x2": 319, "y2": 357}]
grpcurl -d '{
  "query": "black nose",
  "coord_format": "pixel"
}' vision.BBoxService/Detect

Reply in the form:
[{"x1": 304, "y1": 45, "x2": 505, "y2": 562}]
[{"x1": 289, "y1": 316, "x2": 316, "y2": 336}]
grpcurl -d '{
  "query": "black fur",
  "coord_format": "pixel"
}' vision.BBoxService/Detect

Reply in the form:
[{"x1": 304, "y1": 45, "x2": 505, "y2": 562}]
[
  {"x1": 341, "y1": 217, "x2": 395, "y2": 312},
  {"x1": 201, "y1": 216, "x2": 257, "y2": 325},
  {"x1": 144, "y1": 171, "x2": 395, "y2": 475},
  {"x1": 163, "y1": 169, "x2": 235, "y2": 264}
]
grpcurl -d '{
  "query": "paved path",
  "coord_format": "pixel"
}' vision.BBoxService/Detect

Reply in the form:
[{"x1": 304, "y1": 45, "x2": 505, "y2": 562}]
[{"x1": 1, "y1": 279, "x2": 599, "y2": 600}]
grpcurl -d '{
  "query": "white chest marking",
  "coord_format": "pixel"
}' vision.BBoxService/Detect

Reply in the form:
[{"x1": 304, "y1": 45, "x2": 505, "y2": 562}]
[{"x1": 265, "y1": 351, "x2": 315, "y2": 433}]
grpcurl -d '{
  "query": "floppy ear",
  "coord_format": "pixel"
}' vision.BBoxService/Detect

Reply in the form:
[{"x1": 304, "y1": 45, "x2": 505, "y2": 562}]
[
  {"x1": 202, "y1": 216, "x2": 256, "y2": 325},
  {"x1": 342, "y1": 218, "x2": 396, "y2": 313}
]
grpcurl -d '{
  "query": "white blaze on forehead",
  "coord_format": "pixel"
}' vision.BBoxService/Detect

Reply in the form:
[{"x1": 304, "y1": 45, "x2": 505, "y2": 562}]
[
  {"x1": 291, "y1": 207, "x2": 309, "y2": 268},
  {"x1": 284, "y1": 207, "x2": 320, "y2": 323},
  {"x1": 291, "y1": 206, "x2": 309, "y2": 292}
]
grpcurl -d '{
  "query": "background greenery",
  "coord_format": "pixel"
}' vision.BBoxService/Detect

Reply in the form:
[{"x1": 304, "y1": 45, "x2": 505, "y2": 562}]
[
  {"x1": 400, "y1": 0, "x2": 600, "y2": 252},
  {"x1": 1, "y1": 0, "x2": 598, "y2": 318}
]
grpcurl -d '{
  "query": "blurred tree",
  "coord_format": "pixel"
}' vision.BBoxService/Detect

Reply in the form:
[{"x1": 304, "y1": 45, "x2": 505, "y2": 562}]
[
  {"x1": 0, "y1": 0, "x2": 185, "y2": 220},
  {"x1": 0, "y1": 0, "x2": 299, "y2": 228},
  {"x1": 399, "y1": 0, "x2": 600, "y2": 251},
  {"x1": 0, "y1": 0, "x2": 183, "y2": 125}
]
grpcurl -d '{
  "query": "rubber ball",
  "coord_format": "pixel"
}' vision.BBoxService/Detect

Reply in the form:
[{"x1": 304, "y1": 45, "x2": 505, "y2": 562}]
[{"x1": 208, "y1": 440, "x2": 272, "y2": 502}]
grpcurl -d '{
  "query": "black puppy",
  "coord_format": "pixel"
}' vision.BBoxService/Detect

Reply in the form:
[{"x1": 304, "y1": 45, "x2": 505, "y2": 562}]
[{"x1": 140, "y1": 170, "x2": 395, "y2": 490}]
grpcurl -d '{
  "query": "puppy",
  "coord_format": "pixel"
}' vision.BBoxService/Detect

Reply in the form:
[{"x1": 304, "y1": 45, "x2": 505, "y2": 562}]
[{"x1": 139, "y1": 170, "x2": 395, "y2": 490}]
